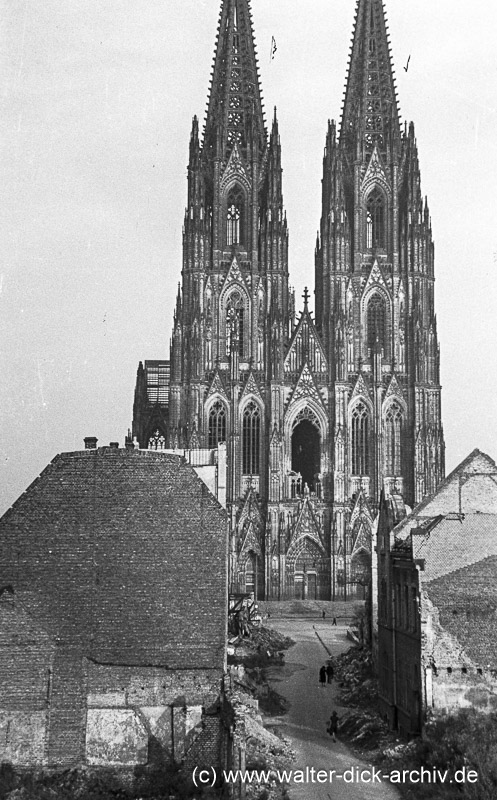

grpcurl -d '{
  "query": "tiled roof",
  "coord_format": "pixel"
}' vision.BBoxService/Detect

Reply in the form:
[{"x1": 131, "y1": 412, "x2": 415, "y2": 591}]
[
  {"x1": 425, "y1": 555, "x2": 497, "y2": 666},
  {"x1": 414, "y1": 514, "x2": 497, "y2": 582},
  {"x1": 394, "y1": 449, "x2": 497, "y2": 540},
  {"x1": 0, "y1": 448, "x2": 228, "y2": 670}
]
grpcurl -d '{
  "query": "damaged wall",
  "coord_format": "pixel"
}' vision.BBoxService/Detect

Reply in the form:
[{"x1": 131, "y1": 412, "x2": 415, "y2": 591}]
[
  {"x1": 85, "y1": 662, "x2": 222, "y2": 767},
  {"x1": 0, "y1": 447, "x2": 229, "y2": 769},
  {"x1": 0, "y1": 590, "x2": 54, "y2": 765},
  {"x1": 422, "y1": 580, "x2": 497, "y2": 716},
  {"x1": 377, "y1": 451, "x2": 497, "y2": 734}
]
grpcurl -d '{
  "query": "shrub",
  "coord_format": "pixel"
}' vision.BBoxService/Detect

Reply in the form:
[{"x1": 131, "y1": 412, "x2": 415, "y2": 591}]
[{"x1": 382, "y1": 709, "x2": 497, "y2": 799}]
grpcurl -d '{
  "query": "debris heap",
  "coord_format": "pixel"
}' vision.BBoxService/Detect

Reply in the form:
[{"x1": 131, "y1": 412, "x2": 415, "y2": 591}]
[
  {"x1": 333, "y1": 646, "x2": 391, "y2": 753},
  {"x1": 226, "y1": 625, "x2": 295, "y2": 800}
]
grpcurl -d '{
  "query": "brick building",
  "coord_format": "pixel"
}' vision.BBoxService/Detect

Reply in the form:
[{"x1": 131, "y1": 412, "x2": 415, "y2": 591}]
[
  {"x1": 376, "y1": 450, "x2": 497, "y2": 736},
  {"x1": 0, "y1": 443, "x2": 229, "y2": 768},
  {"x1": 132, "y1": 0, "x2": 445, "y2": 601}
]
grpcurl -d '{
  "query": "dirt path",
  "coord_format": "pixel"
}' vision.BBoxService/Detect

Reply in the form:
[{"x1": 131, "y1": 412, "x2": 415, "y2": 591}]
[{"x1": 265, "y1": 617, "x2": 401, "y2": 800}]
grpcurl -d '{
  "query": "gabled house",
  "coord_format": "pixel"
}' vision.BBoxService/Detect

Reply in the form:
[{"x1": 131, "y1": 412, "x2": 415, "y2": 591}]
[
  {"x1": 377, "y1": 450, "x2": 497, "y2": 736},
  {"x1": 0, "y1": 443, "x2": 228, "y2": 768}
]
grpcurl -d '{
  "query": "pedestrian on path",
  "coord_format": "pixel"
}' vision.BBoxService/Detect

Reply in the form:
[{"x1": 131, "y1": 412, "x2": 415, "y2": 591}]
[
  {"x1": 327, "y1": 710, "x2": 341, "y2": 742},
  {"x1": 326, "y1": 663, "x2": 334, "y2": 683},
  {"x1": 332, "y1": 616, "x2": 337, "y2": 626},
  {"x1": 322, "y1": 609, "x2": 326, "y2": 619},
  {"x1": 319, "y1": 665, "x2": 327, "y2": 687}
]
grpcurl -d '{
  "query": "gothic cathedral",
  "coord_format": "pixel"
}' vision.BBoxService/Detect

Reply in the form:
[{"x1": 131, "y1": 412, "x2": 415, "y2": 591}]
[{"x1": 132, "y1": 0, "x2": 445, "y2": 600}]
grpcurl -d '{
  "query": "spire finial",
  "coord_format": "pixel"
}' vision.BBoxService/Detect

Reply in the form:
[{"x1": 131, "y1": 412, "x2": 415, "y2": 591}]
[
  {"x1": 203, "y1": 0, "x2": 266, "y2": 158},
  {"x1": 303, "y1": 287, "x2": 310, "y2": 310},
  {"x1": 340, "y1": 0, "x2": 400, "y2": 154}
]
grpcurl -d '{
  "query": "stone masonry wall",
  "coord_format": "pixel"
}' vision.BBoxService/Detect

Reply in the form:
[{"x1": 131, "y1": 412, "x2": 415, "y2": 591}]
[{"x1": 85, "y1": 662, "x2": 223, "y2": 766}]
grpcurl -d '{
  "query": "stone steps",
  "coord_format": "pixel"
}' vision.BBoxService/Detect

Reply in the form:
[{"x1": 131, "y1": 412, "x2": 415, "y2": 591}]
[{"x1": 257, "y1": 599, "x2": 364, "y2": 619}]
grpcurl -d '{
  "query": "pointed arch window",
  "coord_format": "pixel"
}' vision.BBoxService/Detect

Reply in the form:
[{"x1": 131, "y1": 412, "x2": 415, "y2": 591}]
[
  {"x1": 366, "y1": 188, "x2": 385, "y2": 249},
  {"x1": 226, "y1": 186, "x2": 245, "y2": 246},
  {"x1": 208, "y1": 401, "x2": 227, "y2": 448},
  {"x1": 385, "y1": 403, "x2": 403, "y2": 475},
  {"x1": 367, "y1": 293, "x2": 387, "y2": 352},
  {"x1": 225, "y1": 290, "x2": 245, "y2": 357},
  {"x1": 242, "y1": 401, "x2": 260, "y2": 475},
  {"x1": 351, "y1": 402, "x2": 370, "y2": 476}
]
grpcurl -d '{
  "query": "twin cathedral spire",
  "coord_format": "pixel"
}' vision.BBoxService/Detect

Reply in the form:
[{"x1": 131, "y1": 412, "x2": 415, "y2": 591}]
[{"x1": 132, "y1": 0, "x2": 445, "y2": 601}]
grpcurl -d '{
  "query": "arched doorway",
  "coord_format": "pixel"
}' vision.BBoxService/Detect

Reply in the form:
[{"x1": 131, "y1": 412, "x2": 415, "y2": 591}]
[
  {"x1": 291, "y1": 419, "x2": 320, "y2": 491},
  {"x1": 288, "y1": 537, "x2": 329, "y2": 600}
]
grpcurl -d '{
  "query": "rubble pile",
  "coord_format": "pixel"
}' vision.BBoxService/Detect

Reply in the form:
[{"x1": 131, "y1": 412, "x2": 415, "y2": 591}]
[
  {"x1": 250, "y1": 626, "x2": 294, "y2": 654},
  {"x1": 226, "y1": 627, "x2": 295, "y2": 800},
  {"x1": 332, "y1": 646, "x2": 397, "y2": 756},
  {"x1": 382, "y1": 741, "x2": 417, "y2": 760},
  {"x1": 339, "y1": 710, "x2": 390, "y2": 750},
  {"x1": 228, "y1": 626, "x2": 293, "y2": 706},
  {"x1": 333, "y1": 646, "x2": 378, "y2": 707},
  {"x1": 228, "y1": 669, "x2": 294, "y2": 800}
]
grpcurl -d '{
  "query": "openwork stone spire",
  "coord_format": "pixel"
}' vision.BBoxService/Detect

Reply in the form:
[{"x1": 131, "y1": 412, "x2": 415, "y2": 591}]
[
  {"x1": 340, "y1": 0, "x2": 400, "y2": 157},
  {"x1": 203, "y1": 0, "x2": 266, "y2": 160}
]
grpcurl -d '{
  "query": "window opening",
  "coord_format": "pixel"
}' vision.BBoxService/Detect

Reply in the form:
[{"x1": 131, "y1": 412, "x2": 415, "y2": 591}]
[
  {"x1": 208, "y1": 401, "x2": 227, "y2": 448},
  {"x1": 411, "y1": 587, "x2": 418, "y2": 633},
  {"x1": 242, "y1": 402, "x2": 260, "y2": 475},
  {"x1": 367, "y1": 293, "x2": 386, "y2": 352},
  {"x1": 351, "y1": 402, "x2": 370, "y2": 475},
  {"x1": 385, "y1": 403, "x2": 402, "y2": 474},
  {"x1": 366, "y1": 188, "x2": 385, "y2": 248},
  {"x1": 225, "y1": 290, "x2": 245, "y2": 357},
  {"x1": 226, "y1": 186, "x2": 244, "y2": 246},
  {"x1": 291, "y1": 419, "x2": 320, "y2": 491},
  {"x1": 146, "y1": 362, "x2": 170, "y2": 405}
]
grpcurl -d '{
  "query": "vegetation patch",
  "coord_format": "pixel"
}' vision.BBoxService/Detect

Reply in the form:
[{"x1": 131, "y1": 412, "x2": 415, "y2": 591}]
[
  {"x1": 0, "y1": 762, "x2": 219, "y2": 800},
  {"x1": 332, "y1": 645, "x2": 497, "y2": 799},
  {"x1": 379, "y1": 709, "x2": 497, "y2": 799}
]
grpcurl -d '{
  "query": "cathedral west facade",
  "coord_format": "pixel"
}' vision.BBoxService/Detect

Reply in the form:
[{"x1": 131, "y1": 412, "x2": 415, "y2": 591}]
[{"x1": 132, "y1": 0, "x2": 445, "y2": 600}]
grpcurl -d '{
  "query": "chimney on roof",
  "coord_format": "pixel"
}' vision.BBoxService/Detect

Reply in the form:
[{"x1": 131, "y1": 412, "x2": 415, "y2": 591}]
[
  {"x1": 84, "y1": 437, "x2": 98, "y2": 449},
  {"x1": 109, "y1": 442, "x2": 119, "y2": 449}
]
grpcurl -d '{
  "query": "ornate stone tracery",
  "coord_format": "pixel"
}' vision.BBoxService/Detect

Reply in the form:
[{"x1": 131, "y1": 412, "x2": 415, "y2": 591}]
[{"x1": 132, "y1": 0, "x2": 445, "y2": 602}]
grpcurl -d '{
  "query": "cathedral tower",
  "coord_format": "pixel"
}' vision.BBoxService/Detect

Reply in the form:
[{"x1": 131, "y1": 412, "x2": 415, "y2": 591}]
[
  {"x1": 132, "y1": 0, "x2": 444, "y2": 601},
  {"x1": 315, "y1": 0, "x2": 445, "y2": 592},
  {"x1": 165, "y1": 0, "x2": 294, "y2": 599}
]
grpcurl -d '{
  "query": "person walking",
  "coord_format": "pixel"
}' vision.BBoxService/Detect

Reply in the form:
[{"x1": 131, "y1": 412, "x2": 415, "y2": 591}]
[
  {"x1": 326, "y1": 662, "x2": 334, "y2": 684},
  {"x1": 327, "y1": 710, "x2": 341, "y2": 742},
  {"x1": 332, "y1": 616, "x2": 337, "y2": 626},
  {"x1": 319, "y1": 665, "x2": 327, "y2": 687}
]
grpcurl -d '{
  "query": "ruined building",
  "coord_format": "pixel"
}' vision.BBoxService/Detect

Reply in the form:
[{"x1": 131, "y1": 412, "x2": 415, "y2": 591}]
[
  {"x1": 0, "y1": 444, "x2": 229, "y2": 768},
  {"x1": 132, "y1": 0, "x2": 445, "y2": 600},
  {"x1": 376, "y1": 450, "x2": 497, "y2": 736}
]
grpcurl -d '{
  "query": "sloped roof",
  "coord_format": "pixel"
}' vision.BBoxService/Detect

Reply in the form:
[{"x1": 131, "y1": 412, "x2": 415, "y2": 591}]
[
  {"x1": 413, "y1": 514, "x2": 497, "y2": 583},
  {"x1": 394, "y1": 449, "x2": 497, "y2": 540},
  {"x1": 425, "y1": 555, "x2": 497, "y2": 666},
  {"x1": 0, "y1": 448, "x2": 228, "y2": 670}
]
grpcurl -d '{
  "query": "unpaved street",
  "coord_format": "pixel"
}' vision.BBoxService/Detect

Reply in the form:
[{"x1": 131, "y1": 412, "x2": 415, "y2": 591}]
[{"x1": 265, "y1": 617, "x2": 401, "y2": 800}]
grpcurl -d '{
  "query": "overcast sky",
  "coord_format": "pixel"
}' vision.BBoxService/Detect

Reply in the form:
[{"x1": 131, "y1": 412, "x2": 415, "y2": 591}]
[{"x1": 1, "y1": 0, "x2": 496, "y2": 515}]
